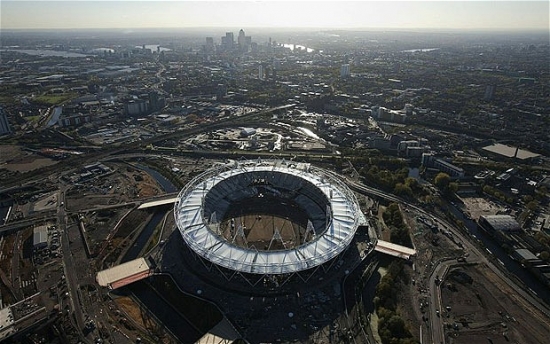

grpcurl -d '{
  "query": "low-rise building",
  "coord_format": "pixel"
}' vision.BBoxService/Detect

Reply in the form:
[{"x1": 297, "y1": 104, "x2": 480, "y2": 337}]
[{"x1": 422, "y1": 153, "x2": 465, "y2": 178}]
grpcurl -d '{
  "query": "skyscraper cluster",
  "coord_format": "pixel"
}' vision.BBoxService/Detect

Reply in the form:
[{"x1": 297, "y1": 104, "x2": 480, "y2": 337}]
[{"x1": 215, "y1": 29, "x2": 252, "y2": 52}]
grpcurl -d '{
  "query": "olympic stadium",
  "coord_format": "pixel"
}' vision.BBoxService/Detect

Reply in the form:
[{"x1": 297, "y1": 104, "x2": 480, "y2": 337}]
[{"x1": 173, "y1": 159, "x2": 368, "y2": 288}]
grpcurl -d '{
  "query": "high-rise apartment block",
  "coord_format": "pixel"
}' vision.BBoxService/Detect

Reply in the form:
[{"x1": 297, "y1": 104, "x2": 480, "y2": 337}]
[
  {"x1": 0, "y1": 106, "x2": 12, "y2": 135},
  {"x1": 340, "y1": 64, "x2": 350, "y2": 78}
]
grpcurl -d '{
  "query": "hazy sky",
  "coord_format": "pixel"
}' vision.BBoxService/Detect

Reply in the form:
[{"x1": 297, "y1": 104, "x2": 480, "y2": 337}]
[{"x1": 1, "y1": 1, "x2": 549, "y2": 30}]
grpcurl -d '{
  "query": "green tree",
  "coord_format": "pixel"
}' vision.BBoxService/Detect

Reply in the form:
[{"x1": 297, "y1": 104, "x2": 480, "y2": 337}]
[
  {"x1": 534, "y1": 231, "x2": 549, "y2": 245},
  {"x1": 526, "y1": 201, "x2": 539, "y2": 211},
  {"x1": 376, "y1": 278, "x2": 394, "y2": 301},
  {"x1": 387, "y1": 315, "x2": 408, "y2": 338},
  {"x1": 394, "y1": 183, "x2": 413, "y2": 197},
  {"x1": 434, "y1": 172, "x2": 451, "y2": 190},
  {"x1": 448, "y1": 182, "x2": 459, "y2": 193}
]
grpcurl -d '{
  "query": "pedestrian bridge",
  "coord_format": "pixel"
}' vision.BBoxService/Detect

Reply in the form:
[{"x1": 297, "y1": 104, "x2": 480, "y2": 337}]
[
  {"x1": 96, "y1": 258, "x2": 153, "y2": 290},
  {"x1": 138, "y1": 197, "x2": 177, "y2": 209},
  {"x1": 374, "y1": 240, "x2": 416, "y2": 260}
]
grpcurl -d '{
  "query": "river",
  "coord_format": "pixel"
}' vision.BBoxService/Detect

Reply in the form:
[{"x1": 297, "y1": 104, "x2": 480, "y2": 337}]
[
  {"x1": 402, "y1": 48, "x2": 440, "y2": 53},
  {"x1": 126, "y1": 275, "x2": 223, "y2": 344},
  {"x1": 282, "y1": 43, "x2": 316, "y2": 53},
  {"x1": 47, "y1": 107, "x2": 63, "y2": 127},
  {"x1": 0, "y1": 206, "x2": 10, "y2": 226},
  {"x1": 121, "y1": 165, "x2": 225, "y2": 343},
  {"x1": 298, "y1": 127, "x2": 320, "y2": 140},
  {"x1": 121, "y1": 207, "x2": 168, "y2": 263},
  {"x1": 135, "y1": 44, "x2": 171, "y2": 52},
  {"x1": 120, "y1": 163, "x2": 178, "y2": 262},
  {"x1": 135, "y1": 164, "x2": 178, "y2": 193},
  {"x1": 1, "y1": 48, "x2": 92, "y2": 58}
]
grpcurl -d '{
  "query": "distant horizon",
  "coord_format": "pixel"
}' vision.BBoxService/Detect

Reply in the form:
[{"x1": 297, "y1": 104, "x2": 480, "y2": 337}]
[
  {"x1": 2, "y1": 1, "x2": 549, "y2": 31},
  {"x1": 1, "y1": 26, "x2": 549, "y2": 33}
]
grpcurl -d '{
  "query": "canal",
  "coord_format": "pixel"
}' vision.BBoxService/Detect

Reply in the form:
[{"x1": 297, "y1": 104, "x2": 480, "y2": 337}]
[
  {"x1": 120, "y1": 164, "x2": 227, "y2": 342},
  {"x1": 120, "y1": 207, "x2": 168, "y2": 263},
  {"x1": 121, "y1": 163, "x2": 178, "y2": 262},
  {"x1": 135, "y1": 163, "x2": 179, "y2": 193}
]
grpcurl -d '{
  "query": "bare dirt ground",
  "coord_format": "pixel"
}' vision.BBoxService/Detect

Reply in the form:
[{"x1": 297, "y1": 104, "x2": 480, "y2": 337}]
[
  {"x1": 459, "y1": 197, "x2": 504, "y2": 220},
  {"x1": 390, "y1": 206, "x2": 550, "y2": 344},
  {"x1": 0, "y1": 145, "x2": 58, "y2": 172},
  {"x1": 31, "y1": 191, "x2": 58, "y2": 212},
  {"x1": 114, "y1": 296, "x2": 172, "y2": 344},
  {"x1": 65, "y1": 162, "x2": 163, "y2": 211},
  {"x1": 114, "y1": 296, "x2": 148, "y2": 330},
  {"x1": 441, "y1": 264, "x2": 550, "y2": 344},
  {"x1": 400, "y1": 210, "x2": 466, "y2": 340}
]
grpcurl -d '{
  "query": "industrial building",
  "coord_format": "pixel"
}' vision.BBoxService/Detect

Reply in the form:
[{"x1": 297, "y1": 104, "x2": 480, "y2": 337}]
[
  {"x1": 32, "y1": 226, "x2": 48, "y2": 251},
  {"x1": 482, "y1": 143, "x2": 540, "y2": 161},
  {"x1": 478, "y1": 215, "x2": 522, "y2": 234},
  {"x1": 478, "y1": 214, "x2": 522, "y2": 245}
]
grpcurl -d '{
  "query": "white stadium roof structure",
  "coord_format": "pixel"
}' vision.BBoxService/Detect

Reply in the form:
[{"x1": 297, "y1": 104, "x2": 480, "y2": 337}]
[{"x1": 174, "y1": 159, "x2": 367, "y2": 280}]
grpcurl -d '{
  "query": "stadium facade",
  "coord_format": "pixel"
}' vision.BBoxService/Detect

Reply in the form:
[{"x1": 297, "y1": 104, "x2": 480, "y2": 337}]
[{"x1": 174, "y1": 159, "x2": 367, "y2": 286}]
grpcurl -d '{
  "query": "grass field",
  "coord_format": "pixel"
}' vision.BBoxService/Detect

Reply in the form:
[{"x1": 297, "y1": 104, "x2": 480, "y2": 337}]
[{"x1": 33, "y1": 92, "x2": 77, "y2": 105}]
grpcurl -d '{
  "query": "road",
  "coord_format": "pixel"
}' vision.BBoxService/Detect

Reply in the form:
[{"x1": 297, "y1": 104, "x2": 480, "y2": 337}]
[
  {"x1": 345, "y1": 179, "x2": 550, "y2": 344},
  {"x1": 0, "y1": 213, "x2": 57, "y2": 235},
  {"x1": 11, "y1": 231, "x2": 23, "y2": 300},
  {"x1": 428, "y1": 259, "x2": 454, "y2": 344},
  {"x1": 406, "y1": 204, "x2": 550, "y2": 344},
  {"x1": 58, "y1": 187, "x2": 89, "y2": 342}
]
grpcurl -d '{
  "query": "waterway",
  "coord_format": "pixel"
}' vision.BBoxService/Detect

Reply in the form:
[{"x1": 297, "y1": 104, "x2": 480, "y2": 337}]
[
  {"x1": 128, "y1": 281, "x2": 202, "y2": 343},
  {"x1": 402, "y1": 48, "x2": 440, "y2": 53},
  {"x1": 91, "y1": 48, "x2": 115, "y2": 54},
  {"x1": 47, "y1": 107, "x2": 63, "y2": 127},
  {"x1": 120, "y1": 164, "x2": 178, "y2": 262},
  {"x1": 121, "y1": 208, "x2": 168, "y2": 263},
  {"x1": 119, "y1": 165, "x2": 225, "y2": 343},
  {"x1": 0, "y1": 197, "x2": 14, "y2": 226},
  {"x1": 447, "y1": 203, "x2": 550, "y2": 305},
  {"x1": 135, "y1": 164, "x2": 178, "y2": 193},
  {"x1": 0, "y1": 206, "x2": 9, "y2": 226},
  {"x1": 126, "y1": 275, "x2": 223, "y2": 344},
  {"x1": 1, "y1": 48, "x2": 92, "y2": 58},
  {"x1": 135, "y1": 44, "x2": 171, "y2": 52},
  {"x1": 282, "y1": 43, "x2": 316, "y2": 53},
  {"x1": 298, "y1": 127, "x2": 320, "y2": 140}
]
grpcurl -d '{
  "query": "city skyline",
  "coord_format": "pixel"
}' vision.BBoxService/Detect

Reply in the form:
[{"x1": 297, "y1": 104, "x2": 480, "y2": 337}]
[{"x1": 1, "y1": 0, "x2": 549, "y2": 30}]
